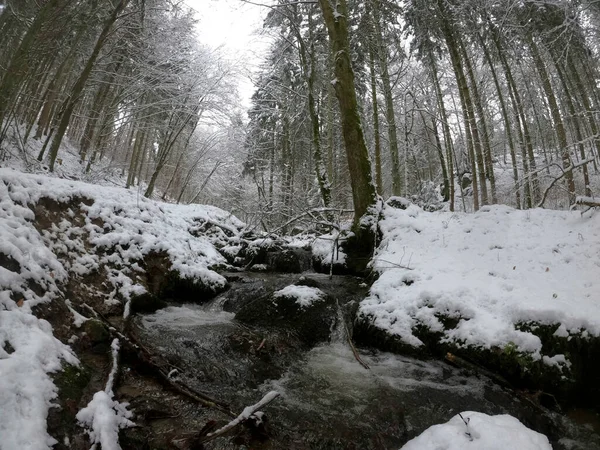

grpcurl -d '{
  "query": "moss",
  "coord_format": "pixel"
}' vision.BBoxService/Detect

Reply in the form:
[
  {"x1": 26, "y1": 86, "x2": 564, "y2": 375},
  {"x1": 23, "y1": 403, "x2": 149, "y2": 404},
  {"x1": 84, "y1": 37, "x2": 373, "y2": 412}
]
[
  {"x1": 82, "y1": 319, "x2": 110, "y2": 345},
  {"x1": 54, "y1": 364, "x2": 91, "y2": 404},
  {"x1": 354, "y1": 312, "x2": 600, "y2": 411},
  {"x1": 48, "y1": 364, "x2": 92, "y2": 447}
]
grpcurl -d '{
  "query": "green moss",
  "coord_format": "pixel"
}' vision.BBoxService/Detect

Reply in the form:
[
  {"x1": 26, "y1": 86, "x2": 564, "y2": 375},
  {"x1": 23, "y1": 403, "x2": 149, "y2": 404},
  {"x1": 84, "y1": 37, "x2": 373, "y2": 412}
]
[
  {"x1": 82, "y1": 319, "x2": 110, "y2": 344},
  {"x1": 54, "y1": 364, "x2": 91, "y2": 403}
]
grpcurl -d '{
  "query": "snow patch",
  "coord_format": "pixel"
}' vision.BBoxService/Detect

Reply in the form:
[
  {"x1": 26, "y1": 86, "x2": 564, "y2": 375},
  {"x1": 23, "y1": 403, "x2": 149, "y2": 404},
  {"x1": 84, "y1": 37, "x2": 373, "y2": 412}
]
[
  {"x1": 401, "y1": 411, "x2": 552, "y2": 450},
  {"x1": 274, "y1": 285, "x2": 326, "y2": 308}
]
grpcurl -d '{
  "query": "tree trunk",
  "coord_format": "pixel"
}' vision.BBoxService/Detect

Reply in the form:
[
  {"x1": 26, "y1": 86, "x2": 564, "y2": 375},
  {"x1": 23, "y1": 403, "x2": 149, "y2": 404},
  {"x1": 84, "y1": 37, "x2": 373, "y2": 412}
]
[
  {"x1": 371, "y1": 0, "x2": 402, "y2": 196},
  {"x1": 529, "y1": 38, "x2": 576, "y2": 204},
  {"x1": 479, "y1": 34, "x2": 521, "y2": 208},
  {"x1": 318, "y1": 0, "x2": 377, "y2": 224}
]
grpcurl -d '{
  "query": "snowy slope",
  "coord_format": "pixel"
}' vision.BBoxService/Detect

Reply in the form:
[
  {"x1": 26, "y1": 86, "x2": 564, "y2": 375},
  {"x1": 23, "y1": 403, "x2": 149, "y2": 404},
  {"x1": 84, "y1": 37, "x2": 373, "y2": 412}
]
[
  {"x1": 0, "y1": 167, "x2": 244, "y2": 449},
  {"x1": 360, "y1": 201, "x2": 600, "y2": 360}
]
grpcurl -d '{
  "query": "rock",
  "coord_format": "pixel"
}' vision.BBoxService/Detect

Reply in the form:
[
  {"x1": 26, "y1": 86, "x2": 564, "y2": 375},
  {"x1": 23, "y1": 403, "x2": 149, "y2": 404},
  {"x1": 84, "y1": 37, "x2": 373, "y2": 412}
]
[
  {"x1": 386, "y1": 196, "x2": 412, "y2": 210},
  {"x1": 267, "y1": 249, "x2": 312, "y2": 273},
  {"x1": 129, "y1": 292, "x2": 167, "y2": 314},
  {"x1": 82, "y1": 319, "x2": 110, "y2": 345},
  {"x1": 235, "y1": 285, "x2": 338, "y2": 347}
]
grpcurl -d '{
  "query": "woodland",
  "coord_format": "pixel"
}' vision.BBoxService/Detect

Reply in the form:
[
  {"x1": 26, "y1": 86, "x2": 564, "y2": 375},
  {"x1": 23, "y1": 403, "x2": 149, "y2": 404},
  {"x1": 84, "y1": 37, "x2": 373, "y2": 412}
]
[
  {"x1": 1, "y1": 0, "x2": 599, "y2": 231},
  {"x1": 1, "y1": 1, "x2": 600, "y2": 449}
]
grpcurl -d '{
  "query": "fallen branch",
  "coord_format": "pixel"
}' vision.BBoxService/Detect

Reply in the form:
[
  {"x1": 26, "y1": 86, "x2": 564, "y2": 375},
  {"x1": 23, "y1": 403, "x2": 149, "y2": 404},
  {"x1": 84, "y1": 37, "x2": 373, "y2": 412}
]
[
  {"x1": 199, "y1": 391, "x2": 280, "y2": 444},
  {"x1": 537, "y1": 158, "x2": 596, "y2": 208},
  {"x1": 445, "y1": 352, "x2": 511, "y2": 388},
  {"x1": 80, "y1": 302, "x2": 236, "y2": 418},
  {"x1": 574, "y1": 196, "x2": 600, "y2": 208},
  {"x1": 344, "y1": 321, "x2": 370, "y2": 370}
]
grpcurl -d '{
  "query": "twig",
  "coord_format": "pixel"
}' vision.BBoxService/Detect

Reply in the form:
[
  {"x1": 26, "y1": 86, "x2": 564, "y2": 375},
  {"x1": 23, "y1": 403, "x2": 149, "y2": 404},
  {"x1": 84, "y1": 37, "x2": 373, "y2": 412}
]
[{"x1": 199, "y1": 391, "x2": 280, "y2": 444}]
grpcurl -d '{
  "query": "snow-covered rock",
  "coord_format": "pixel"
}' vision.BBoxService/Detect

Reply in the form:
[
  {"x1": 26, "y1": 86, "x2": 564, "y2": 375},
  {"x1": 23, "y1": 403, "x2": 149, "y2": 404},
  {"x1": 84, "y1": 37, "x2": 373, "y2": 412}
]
[{"x1": 401, "y1": 411, "x2": 552, "y2": 450}]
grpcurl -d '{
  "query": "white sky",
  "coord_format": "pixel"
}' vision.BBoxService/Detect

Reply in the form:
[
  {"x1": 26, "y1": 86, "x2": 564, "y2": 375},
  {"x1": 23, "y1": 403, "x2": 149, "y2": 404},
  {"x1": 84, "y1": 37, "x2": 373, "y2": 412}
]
[{"x1": 185, "y1": 0, "x2": 271, "y2": 108}]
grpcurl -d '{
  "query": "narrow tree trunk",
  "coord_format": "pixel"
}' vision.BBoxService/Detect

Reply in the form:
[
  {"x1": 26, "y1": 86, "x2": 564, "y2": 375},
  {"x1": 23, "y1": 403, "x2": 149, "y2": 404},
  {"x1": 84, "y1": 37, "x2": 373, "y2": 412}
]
[
  {"x1": 479, "y1": 34, "x2": 521, "y2": 208},
  {"x1": 459, "y1": 39, "x2": 496, "y2": 203},
  {"x1": 430, "y1": 52, "x2": 455, "y2": 211},
  {"x1": 371, "y1": 0, "x2": 402, "y2": 196}
]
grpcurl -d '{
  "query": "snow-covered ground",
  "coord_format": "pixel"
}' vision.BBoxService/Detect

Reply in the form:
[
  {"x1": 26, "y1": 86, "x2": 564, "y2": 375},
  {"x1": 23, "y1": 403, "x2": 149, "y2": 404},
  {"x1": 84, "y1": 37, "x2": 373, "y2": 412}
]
[
  {"x1": 361, "y1": 201, "x2": 600, "y2": 362},
  {"x1": 0, "y1": 167, "x2": 244, "y2": 450}
]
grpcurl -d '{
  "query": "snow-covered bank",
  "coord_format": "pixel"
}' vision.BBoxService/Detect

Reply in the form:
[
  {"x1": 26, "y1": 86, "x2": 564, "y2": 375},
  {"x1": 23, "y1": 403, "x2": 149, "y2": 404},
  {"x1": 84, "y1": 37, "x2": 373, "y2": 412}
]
[
  {"x1": 360, "y1": 200, "x2": 600, "y2": 362},
  {"x1": 0, "y1": 167, "x2": 245, "y2": 449}
]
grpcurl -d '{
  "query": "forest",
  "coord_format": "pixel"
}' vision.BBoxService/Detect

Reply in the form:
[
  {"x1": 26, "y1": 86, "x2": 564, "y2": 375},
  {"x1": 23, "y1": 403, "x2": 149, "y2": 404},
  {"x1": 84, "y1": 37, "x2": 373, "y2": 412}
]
[
  {"x1": 1, "y1": 1, "x2": 600, "y2": 449},
  {"x1": 1, "y1": 0, "x2": 599, "y2": 228}
]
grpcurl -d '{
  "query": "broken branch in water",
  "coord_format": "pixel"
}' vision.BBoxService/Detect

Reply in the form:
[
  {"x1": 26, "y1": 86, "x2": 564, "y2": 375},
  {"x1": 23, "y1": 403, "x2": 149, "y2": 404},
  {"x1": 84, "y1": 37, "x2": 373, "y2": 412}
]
[
  {"x1": 81, "y1": 302, "x2": 237, "y2": 417},
  {"x1": 199, "y1": 391, "x2": 280, "y2": 444}
]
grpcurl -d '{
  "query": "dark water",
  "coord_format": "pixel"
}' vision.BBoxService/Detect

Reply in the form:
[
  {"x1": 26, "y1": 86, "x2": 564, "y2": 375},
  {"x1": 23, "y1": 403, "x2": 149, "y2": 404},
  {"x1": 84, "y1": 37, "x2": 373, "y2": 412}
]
[{"x1": 134, "y1": 273, "x2": 600, "y2": 450}]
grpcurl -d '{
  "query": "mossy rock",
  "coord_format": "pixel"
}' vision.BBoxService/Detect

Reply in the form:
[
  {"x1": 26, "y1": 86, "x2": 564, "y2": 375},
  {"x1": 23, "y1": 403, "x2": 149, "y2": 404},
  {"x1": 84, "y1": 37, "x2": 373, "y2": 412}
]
[
  {"x1": 129, "y1": 292, "x2": 167, "y2": 315},
  {"x1": 235, "y1": 288, "x2": 337, "y2": 347},
  {"x1": 48, "y1": 364, "x2": 92, "y2": 449},
  {"x1": 82, "y1": 319, "x2": 110, "y2": 345},
  {"x1": 354, "y1": 312, "x2": 600, "y2": 411},
  {"x1": 159, "y1": 270, "x2": 228, "y2": 304}
]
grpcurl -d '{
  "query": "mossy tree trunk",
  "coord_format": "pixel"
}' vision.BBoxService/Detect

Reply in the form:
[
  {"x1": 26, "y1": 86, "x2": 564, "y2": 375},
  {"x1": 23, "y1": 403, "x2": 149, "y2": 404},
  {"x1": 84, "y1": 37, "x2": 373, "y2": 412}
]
[{"x1": 318, "y1": 0, "x2": 377, "y2": 225}]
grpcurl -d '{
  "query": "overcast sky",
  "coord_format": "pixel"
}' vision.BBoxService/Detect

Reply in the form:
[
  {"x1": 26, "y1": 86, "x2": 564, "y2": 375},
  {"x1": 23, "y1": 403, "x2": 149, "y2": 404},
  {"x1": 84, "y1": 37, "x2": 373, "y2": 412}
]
[{"x1": 185, "y1": 0, "x2": 271, "y2": 108}]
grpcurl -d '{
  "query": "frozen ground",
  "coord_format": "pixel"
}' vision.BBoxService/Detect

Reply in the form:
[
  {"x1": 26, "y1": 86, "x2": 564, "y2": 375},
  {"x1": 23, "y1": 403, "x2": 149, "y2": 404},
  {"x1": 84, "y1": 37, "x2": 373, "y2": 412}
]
[{"x1": 361, "y1": 201, "x2": 600, "y2": 362}]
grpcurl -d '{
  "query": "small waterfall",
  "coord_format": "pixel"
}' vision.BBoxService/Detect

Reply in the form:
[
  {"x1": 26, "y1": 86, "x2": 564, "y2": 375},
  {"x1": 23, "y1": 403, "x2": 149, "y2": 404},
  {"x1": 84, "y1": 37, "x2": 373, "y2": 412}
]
[{"x1": 330, "y1": 300, "x2": 348, "y2": 344}]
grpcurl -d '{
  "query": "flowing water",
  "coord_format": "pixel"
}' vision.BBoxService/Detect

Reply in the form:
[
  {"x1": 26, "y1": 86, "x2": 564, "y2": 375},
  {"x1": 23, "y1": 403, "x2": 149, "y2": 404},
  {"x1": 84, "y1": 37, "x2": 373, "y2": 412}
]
[{"x1": 133, "y1": 272, "x2": 600, "y2": 450}]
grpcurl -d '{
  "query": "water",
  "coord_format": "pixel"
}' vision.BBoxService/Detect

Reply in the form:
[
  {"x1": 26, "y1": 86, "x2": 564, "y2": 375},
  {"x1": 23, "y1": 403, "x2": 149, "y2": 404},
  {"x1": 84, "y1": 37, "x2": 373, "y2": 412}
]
[{"x1": 133, "y1": 273, "x2": 600, "y2": 450}]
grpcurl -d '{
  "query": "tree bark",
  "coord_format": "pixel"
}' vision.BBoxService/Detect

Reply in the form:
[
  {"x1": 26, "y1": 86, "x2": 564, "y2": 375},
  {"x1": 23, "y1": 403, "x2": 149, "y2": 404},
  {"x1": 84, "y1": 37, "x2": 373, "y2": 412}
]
[
  {"x1": 47, "y1": 0, "x2": 130, "y2": 172},
  {"x1": 318, "y1": 0, "x2": 377, "y2": 224}
]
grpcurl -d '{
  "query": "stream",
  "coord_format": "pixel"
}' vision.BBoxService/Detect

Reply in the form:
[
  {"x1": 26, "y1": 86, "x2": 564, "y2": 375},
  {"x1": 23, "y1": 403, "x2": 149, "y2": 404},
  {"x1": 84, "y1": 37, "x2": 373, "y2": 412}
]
[{"x1": 129, "y1": 271, "x2": 600, "y2": 450}]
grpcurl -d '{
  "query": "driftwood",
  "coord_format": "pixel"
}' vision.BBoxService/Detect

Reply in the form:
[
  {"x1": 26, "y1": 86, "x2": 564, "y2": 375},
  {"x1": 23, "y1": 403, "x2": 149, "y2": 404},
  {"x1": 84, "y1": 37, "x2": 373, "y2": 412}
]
[{"x1": 199, "y1": 391, "x2": 280, "y2": 444}]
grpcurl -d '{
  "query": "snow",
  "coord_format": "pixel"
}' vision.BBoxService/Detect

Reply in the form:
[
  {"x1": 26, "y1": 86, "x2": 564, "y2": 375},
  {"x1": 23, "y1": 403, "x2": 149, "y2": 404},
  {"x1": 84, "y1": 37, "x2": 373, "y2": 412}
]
[
  {"x1": 0, "y1": 167, "x2": 245, "y2": 449},
  {"x1": 312, "y1": 231, "x2": 347, "y2": 266},
  {"x1": 76, "y1": 339, "x2": 134, "y2": 450},
  {"x1": 400, "y1": 411, "x2": 552, "y2": 450},
  {"x1": 274, "y1": 285, "x2": 326, "y2": 308},
  {"x1": 0, "y1": 309, "x2": 78, "y2": 450},
  {"x1": 0, "y1": 167, "x2": 242, "y2": 311},
  {"x1": 360, "y1": 203, "x2": 600, "y2": 359}
]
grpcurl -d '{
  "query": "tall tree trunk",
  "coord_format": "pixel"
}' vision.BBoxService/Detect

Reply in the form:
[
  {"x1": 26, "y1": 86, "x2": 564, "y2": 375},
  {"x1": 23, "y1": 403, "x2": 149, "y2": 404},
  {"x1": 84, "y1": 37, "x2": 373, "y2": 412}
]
[
  {"x1": 318, "y1": 0, "x2": 377, "y2": 224},
  {"x1": 429, "y1": 51, "x2": 455, "y2": 211},
  {"x1": 368, "y1": 33, "x2": 383, "y2": 195},
  {"x1": 479, "y1": 33, "x2": 521, "y2": 208},
  {"x1": 439, "y1": 3, "x2": 482, "y2": 209},
  {"x1": 529, "y1": 38, "x2": 576, "y2": 204},
  {"x1": 371, "y1": 0, "x2": 402, "y2": 196},
  {"x1": 553, "y1": 56, "x2": 591, "y2": 196},
  {"x1": 459, "y1": 39, "x2": 496, "y2": 203}
]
